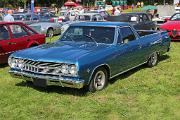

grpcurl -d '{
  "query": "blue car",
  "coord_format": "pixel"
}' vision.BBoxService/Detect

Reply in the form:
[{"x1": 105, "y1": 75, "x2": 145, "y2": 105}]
[{"x1": 9, "y1": 22, "x2": 171, "y2": 92}]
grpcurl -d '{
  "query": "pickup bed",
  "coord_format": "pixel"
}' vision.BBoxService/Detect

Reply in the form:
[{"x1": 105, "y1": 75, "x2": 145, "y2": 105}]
[{"x1": 9, "y1": 22, "x2": 171, "y2": 92}]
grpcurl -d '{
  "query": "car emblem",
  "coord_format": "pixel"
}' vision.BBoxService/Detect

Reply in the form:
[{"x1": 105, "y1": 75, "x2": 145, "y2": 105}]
[{"x1": 172, "y1": 29, "x2": 177, "y2": 38}]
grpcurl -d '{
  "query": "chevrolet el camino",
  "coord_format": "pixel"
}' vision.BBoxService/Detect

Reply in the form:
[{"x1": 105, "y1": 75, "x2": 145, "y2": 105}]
[{"x1": 9, "y1": 22, "x2": 171, "y2": 92}]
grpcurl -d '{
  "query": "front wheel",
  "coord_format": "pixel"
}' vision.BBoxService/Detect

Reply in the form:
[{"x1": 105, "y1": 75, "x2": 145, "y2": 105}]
[
  {"x1": 147, "y1": 52, "x2": 158, "y2": 67},
  {"x1": 88, "y1": 68, "x2": 108, "y2": 92}
]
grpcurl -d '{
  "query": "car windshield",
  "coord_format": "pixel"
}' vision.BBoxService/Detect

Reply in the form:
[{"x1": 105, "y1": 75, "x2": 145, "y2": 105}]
[
  {"x1": 170, "y1": 13, "x2": 180, "y2": 21},
  {"x1": 60, "y1": 26, "x2": 115, "y2": 44}
]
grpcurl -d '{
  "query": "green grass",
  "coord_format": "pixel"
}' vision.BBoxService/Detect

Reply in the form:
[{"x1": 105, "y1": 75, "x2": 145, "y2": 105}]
[{"x1": 0, "y1": 37, "x2": 179, "y2": 119}]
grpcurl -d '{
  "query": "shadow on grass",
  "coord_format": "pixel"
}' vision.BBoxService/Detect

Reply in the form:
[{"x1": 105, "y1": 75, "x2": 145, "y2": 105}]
[
  {"x1": 16, "y1": 81, "x2": 88, "y2": 96},
  {"x1": 15, "y1": 55, "x2": 170, "y2": 95},
  {"x1": 109, "y1": 54, "x2": 170, "y2": 84},
  {"x1": 0, "y1": 63, "x2": 8, "y2": 68}
]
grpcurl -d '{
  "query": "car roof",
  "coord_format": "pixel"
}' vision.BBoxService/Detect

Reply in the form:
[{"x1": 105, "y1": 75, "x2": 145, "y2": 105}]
[{"x1": 70, "y1": 22, "x2": 130, "y2": 27}]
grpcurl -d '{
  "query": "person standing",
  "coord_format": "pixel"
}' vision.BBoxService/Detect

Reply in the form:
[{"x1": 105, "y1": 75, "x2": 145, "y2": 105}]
[
  {"x1": 3, "y1": 10, "x2": 14, "y2": 22},
  {"x1": 141, "y1": 1, "x2": 144, "y2": 8},
  {"x1": 131, "y1": 3, "x2": 134, "y2": 12}
]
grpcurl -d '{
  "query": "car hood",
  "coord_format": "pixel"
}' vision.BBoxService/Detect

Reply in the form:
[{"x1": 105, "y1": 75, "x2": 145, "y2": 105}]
[
  {"x1": 12, "y1": 42, "x2": 110, "y2": 63},
  {"x1": 160, "y1": 21, "x2": 180, "y2": 30}
]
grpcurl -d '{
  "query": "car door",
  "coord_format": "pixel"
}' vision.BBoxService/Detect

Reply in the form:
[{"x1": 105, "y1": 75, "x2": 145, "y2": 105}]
[
  {"x1": 8, "y1": 24, "x2": 30, "y2": 50},
  {"x1": 0, "y1": 25, "x2": 12, "y2": 63},
  {"x1": 23, "y1": 25, "x2": 45, "y2": 45},
  {"x1": 111, "y1": 27, "x2": 142, "y2": 75}
]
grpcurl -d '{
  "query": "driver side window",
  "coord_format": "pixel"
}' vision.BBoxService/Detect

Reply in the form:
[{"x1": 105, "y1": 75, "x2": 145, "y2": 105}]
[
  {"x1": 119, "y1": 27, "x2": 136, "y2": 44},
  {"x1": 9, "y1": 25, "x2": 28, "y2": 38}
]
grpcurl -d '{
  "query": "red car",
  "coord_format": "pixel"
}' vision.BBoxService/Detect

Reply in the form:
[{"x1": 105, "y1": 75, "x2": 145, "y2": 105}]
[
  {"x1": 0, "y1": 22, "x2": 45, "y2": 64},
  {"x1": 160, "y1": 13, "x2": 180, "y2": 40}
]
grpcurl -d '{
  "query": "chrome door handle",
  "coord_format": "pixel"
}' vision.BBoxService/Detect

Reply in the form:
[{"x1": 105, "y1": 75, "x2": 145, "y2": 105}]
[{"x1": 8, "y1": 42, "x2": 16, "y2": 45}]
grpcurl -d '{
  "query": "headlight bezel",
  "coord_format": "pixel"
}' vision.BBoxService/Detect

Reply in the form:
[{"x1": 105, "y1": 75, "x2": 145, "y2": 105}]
[{"x1": 8, "y1": 57, "x2": 24, "y2": 69}]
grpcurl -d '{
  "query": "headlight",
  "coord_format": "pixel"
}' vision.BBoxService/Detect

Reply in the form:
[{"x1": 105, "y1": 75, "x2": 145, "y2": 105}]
[
  {"x1": 61, "y1": 64, "x2": 69, "y2": 74},
  {"x1": 17, "y1": 59, "x2": 24, "y2": 69},
  {"x1": 69, "y1": 65, "x2": 77, "y2": 75},
  {"x1": 60, "y1": 64, "x2": 77, "y2": 76},
  {"x1": 8, "y1": 57, "x2": 13, "y2": 67},
  {"x1": 8, "y1": 57, "x2": 18, "y2": 68},
  {"x1": 8, "y1": 57, "x2": 24, "y2": 69}
]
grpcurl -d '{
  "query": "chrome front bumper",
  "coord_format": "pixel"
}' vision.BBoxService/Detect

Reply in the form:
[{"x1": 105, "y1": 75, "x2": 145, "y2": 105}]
[{"x1": 9, "y1": 70, "x2": 84, "y2": 89}]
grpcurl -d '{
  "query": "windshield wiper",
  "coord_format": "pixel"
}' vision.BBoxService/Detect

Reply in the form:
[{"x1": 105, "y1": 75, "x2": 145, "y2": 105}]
[{"x1": 83, "y1": 34, "x2": 98, "y2": 46}]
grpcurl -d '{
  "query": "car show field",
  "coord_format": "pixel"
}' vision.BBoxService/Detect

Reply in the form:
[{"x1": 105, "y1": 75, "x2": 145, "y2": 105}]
[
  {"x1": 0, "y1": 36, "x2": 179, "y2": 119},
  {"x1": 0, "y1": 0, "x2": 180, "y2": 119}
]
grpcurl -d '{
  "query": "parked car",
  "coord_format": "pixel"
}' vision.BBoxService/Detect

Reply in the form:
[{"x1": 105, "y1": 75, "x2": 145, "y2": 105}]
[
  {"x1": 74, "y1": 13, "x2": 104, "y2": 21},
  {"x1": 107, "y1": 12, "x2": 156, "y2": 30},
  {"x1": 9, "y1": 22, "x2": 170, "y2": 92},
  {"x1": 66, "y1": 10, "x2": 79, "y2": 21},
  {"x1": 61, "y1": 13, "x2": 104, "y2": 34},
  {"x1": 0, "y1": 22, "x2": 45, "y2": 64},
  {"x1": 29, "y1": 19, "x2": 63, "y2": 37},
  {"x1": 86, "y1": 10, "x2": 110, "y2": 20},
  {"x1": 160, "y1": 13, "x2": 180, "y2": 40},
  {"x1": 38, "y1": 12, "x2": 62, "y2": 23},
  {"x1": 12, "y1": 13, "x2": 39, "y2": 25}
]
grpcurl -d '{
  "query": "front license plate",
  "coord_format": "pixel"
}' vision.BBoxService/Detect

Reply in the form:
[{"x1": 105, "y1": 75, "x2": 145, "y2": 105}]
[{"x1": 33, "y1": 79, "x2": 47, "y2": 87}]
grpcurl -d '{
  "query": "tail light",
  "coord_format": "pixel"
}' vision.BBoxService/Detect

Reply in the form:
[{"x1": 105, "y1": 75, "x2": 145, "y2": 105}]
[
  {"x1": 58, "y1": 18, "x2": 62, "y2": 22},
  {"x1": 50, "y1": 18, "x2": 54, "y2": 22}
]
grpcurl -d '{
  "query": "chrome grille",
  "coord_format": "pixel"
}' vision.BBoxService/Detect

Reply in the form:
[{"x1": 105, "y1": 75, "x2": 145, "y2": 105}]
[{"x1": 21, "y1": 59, "x2": 63, "y2": 75}]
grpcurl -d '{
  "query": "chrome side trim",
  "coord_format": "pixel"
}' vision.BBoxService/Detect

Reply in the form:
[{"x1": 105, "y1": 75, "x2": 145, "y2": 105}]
[{"x1": 110, "y1": 61, "x2": 147, "y2": 79}]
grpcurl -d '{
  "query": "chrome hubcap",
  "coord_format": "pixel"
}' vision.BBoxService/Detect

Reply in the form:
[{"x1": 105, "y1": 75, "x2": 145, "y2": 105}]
[{"x1": 94, "y1": 71, "x2": 106, "y2": 90}]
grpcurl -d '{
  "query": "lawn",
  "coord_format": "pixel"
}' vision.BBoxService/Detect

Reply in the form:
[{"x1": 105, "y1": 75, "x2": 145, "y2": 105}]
[{"x1": 0, "y1": 37, "x2": 179, "y2": 120}]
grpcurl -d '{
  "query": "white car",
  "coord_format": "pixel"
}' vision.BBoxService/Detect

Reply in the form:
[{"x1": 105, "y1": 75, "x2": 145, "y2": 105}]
[{"x1": 61, "y1": 13, "x2": 104, "y2": 34}]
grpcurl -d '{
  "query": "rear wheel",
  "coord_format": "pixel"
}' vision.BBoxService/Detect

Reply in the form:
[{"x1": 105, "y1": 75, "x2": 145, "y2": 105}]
[
  {"x1": 88, "y1": 68, "x2": 108, "y2": 92},
  {"x1": 46, "y1": 28, "x2": 54, "y2": 37},
  {"x1": 147, "y1": 52, "x2": 158, "y2": 67}
]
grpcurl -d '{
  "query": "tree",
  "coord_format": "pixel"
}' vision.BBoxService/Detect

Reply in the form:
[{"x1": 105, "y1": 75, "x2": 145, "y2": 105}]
[{"x1": 19, "y1": 0, "x2": 28, "y2": 9}]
